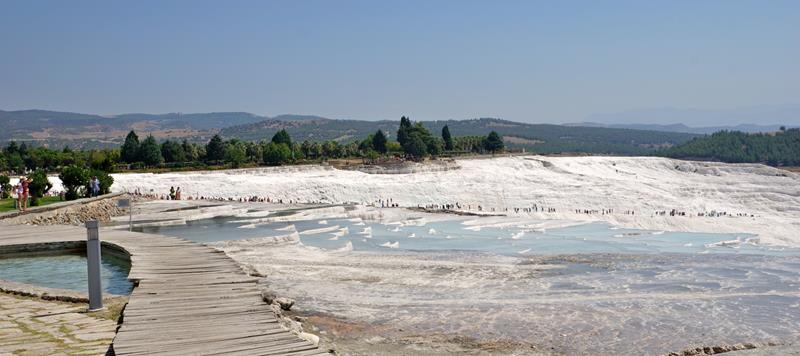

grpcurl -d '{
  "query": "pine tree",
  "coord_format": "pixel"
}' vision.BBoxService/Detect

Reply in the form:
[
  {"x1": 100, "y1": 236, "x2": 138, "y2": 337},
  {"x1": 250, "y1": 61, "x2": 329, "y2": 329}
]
[
  {"x1": 205, "y1": 135, "x2": 225, "y2": 162},
  {"x1": 372, "y1": 130, "x2": 388, "y2": 154},
  {"x1": 272, "y1": 129, "x2": 292, "y2": 146},
  {"x1": 139, "y1": 135, "x2": 163, "y2": 167},
  {"x1": 442, "y1": 125, "x2": 454, "y2": 151},
  {"x1": 483, "y1": 131, "x2": 505, "y2": 153},
  {"x1": 121, "y1": 130, "x2": 140, "y2": 163},
  {"x1": 397, "y1": 116, "x2": 412, "y2": 147},
  {"x1": 5, "y1": 142, "x2": 19, "y2": 155}
]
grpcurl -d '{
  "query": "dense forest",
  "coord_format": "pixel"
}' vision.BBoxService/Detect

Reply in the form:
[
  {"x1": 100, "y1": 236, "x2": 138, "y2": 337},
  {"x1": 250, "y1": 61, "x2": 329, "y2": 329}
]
[{"x1": 661, "y1": 127, "x2": 800, "y2": 166}]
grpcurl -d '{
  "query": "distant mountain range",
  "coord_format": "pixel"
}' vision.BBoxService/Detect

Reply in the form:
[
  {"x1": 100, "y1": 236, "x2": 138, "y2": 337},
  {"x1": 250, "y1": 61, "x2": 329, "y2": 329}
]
[
  {"x1": 221, "y1": 117, "x2": 699, "y2": 154},
  {"x1": 582, "y1": 105, "x2": 800, "y2": 132},
  {"x1": 564, "y1": 122, "x2": 789, "y2": 134},
  {"x1": 0, "y1": 109, "x2": 323, "y2": 148},
  {"x1": 3, "y1": 108, "x2": 775, "y2": 155}
]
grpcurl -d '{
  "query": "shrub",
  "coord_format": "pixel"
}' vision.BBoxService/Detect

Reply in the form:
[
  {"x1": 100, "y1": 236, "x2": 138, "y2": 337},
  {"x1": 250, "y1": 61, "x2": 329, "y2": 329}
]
[
  {"x1": 86, "y1": 169, "x2": 114, "y2": 195},
  {"x1": 223, "y1": 142, "x2": 247, "y2": 168},
  {"x1": 262, "y1": 143, "x2": 292, "y2": 166},
  {"x1": 0, "y1": 175, "x2": 10, "y2": 199},
  {"x1": 28, "y1": 169, "x2": 52, "y2": 206},
  {"x1": 59, "y1": 165, "x2": 89, "y2": 200}
]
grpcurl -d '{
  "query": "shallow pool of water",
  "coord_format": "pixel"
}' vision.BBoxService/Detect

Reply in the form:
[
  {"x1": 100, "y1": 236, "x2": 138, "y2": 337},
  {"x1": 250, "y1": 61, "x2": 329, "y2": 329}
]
[
  {"x1": 0, "y1": 253, "x2": 132, "y2": 295},
  {"x1": 131, "y1": 206, "x2": 800, "y2": 354},
  {"x1": 134, "y1": 211, "x2": 798, "y2": 257}
]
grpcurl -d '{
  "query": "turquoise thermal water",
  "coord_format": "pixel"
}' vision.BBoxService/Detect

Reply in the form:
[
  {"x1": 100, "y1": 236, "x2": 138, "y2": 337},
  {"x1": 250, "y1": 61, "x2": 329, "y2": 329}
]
[{"x1": 0, "y1": 253, "x2": 132, "y2": 295}]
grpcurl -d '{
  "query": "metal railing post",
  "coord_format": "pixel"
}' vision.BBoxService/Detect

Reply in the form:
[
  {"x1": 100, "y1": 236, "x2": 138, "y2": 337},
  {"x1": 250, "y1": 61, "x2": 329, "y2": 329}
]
[
  {"x1": 85, "y1": 220, "x2": 104, "y2": 311},
  {"x1": 129, "y1": 200, "x2": 133, "y2": 232}
]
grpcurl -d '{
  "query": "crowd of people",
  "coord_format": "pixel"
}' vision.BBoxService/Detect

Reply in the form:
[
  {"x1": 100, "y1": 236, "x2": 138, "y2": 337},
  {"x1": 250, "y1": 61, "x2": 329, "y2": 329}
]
[
  {"x1": 412, "y1": 200, "x2": 756, "y2": 220},
  {"x1": 419, "y1": 202, "x2": 559, "y2": 214},
  {"x1": 130, "y1": 188, "x2": 311, "y2": 205},
  {"x1": 6, "y1": 175, "x2": 101, "y2": 213},
  {"x1": 378, "y1": 198, "x2": 400, "y2": 208},
  {"x1": 125, "y1": 187, "x2": 757, "y2": 221}
]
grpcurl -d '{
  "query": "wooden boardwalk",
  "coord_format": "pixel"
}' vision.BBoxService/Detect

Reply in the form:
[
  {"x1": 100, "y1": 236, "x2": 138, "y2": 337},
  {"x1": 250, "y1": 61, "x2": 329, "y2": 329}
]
[{"x1": 0, "y1": 224, "x2": 328, "y2": 356}]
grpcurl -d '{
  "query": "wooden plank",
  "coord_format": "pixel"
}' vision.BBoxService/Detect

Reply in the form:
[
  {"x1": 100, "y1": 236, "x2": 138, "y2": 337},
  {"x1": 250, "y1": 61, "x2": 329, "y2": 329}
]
[{"x1": 0, "y1": 224, "x2": 325, "y2": 355}]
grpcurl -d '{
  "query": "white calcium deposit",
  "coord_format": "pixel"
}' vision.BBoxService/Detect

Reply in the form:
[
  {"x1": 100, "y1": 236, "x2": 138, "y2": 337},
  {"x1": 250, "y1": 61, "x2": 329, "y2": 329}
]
[{"x1": 106, "y1": 156, "x2": 800, "y2": 246}]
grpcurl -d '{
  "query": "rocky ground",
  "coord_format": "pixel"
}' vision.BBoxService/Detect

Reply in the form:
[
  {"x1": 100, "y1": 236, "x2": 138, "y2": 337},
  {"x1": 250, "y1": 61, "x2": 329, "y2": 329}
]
[
  {"x1": 0, "y1": 293, "x2": 121, "y2": 355},
  {"x1": 0, "y1": 194, "x2": 127, "y2": 226}
]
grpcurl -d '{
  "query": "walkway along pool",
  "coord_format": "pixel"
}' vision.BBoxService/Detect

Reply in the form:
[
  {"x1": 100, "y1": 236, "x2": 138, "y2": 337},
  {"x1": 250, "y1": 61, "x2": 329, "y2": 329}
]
[{"x1": 0, "y1": 242, "x2": 133, "y2": 295}]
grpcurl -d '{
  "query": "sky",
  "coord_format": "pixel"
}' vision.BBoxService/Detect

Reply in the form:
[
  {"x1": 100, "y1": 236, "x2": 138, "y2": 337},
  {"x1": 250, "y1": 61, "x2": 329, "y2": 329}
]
[{"x1": 1, "y1": 0, "x2": 799, "y2": 125}]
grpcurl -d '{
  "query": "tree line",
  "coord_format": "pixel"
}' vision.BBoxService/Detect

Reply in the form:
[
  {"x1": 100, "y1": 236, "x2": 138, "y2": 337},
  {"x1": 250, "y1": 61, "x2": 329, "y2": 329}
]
[
  {"x1": 660, "y1": 127, "x2": 800, "y2": 166},
  {"x1": 0, "y1": 141, "x2": 115, "y2": 203},
  {"x1": 114, "y1": 116, "x2": 504, "y2": 167},
  {"x1": 0, "y1": 116, "x2": 504, "y2": 200}
]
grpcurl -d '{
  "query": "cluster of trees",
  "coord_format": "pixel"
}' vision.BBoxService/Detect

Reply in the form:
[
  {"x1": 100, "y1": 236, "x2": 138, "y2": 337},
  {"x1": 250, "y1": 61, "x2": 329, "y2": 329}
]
[
  {"x1": 0, "y1": 141, "x2": 116, "y2": 174},
  {"x1": 119, "y1": 130, "x2": 338, "y2": 167},
  {"x1": 395, "y1": 116, "x2": 503, "y2": 160},
  {"x1": 0, "y1": 141, "x2": 116, "y2": 202},
  {"x1": 661, "y1": 127, "x2": 800, "y2": 166},
  {"x1": 58, "y1": 165, "x2": 114, "y2": 200},
  {"x1": 397, "y1": 116, "x2": 443, "y2": 158},
  {"x1": 118, "y1": 129, "x2": 375, "y2": 168},
  {"x1": 120, "y1": 131, "x2": 204, "y2": 167},
  {"x1": 0, "y1": 165, "x2": 113, "y2": 204},
  {"x1": 114, "y1": 117, "x2": 505, "y2": 167},
  {"x1": 1, "y1": 116, "x2": 506, "y2": 201},
  {"x1": 349, "y1": 117, "x2": 504, "y2": 161}
]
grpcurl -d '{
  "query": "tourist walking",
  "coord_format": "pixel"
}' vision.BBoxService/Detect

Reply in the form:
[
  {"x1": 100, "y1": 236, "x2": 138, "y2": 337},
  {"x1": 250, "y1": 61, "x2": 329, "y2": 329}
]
[
  {"x1": 176, "y1": 187, "x2": 182, "y2": 200},
  {"x1": 169, "y1": 186, "x2": 176, "y2": 200},
  {"x1": 14, "y1": 179, "x2": 24, "y2": 212},
  {"x1": 20, "y1": 176, "x2": 30, "y2": 212},
  {"x1": 91, "y1": 176, "x2": 100, "y2": 197}
]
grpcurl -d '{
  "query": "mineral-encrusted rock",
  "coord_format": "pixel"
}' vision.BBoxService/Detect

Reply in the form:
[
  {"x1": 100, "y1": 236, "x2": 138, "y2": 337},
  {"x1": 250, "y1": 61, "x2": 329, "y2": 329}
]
[
  {"x1": 260, "y1": 290, "x2": 277, "y2": 304},
  {"x1": 275, "y1": 297, "x2": 295, "y2": 310},
  {"x1": 299, "y1": 332, "x2": 320, "y2": 346}
]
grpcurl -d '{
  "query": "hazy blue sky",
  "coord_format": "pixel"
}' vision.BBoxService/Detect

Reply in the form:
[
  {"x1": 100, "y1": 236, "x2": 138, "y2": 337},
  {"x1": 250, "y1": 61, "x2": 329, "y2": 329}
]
[{"x1": 1, "y1": 1, "x2": 798, "y2": 124}]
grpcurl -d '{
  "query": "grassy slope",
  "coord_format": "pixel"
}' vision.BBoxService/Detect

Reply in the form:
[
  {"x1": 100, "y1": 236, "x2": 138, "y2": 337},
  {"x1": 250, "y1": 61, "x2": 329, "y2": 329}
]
[{"x1": 0, "y1": 196, "x2": 62, "y2": 213}]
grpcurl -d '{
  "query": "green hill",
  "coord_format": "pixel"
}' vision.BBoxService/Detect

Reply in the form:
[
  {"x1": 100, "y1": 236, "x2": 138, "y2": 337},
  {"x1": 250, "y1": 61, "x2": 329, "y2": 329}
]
[
  {"x1": 0, "y1": 110, "x2": 273, "y2": 148},
  {"x1": 1, "y1": 109, "x2": 701, "y2": 155},
  {"x1": 661, "y1": 129, "x2": 800, "y2": 166},
  {"x1": 221, "y1": 117, "x2": 699, "y2": 155}
]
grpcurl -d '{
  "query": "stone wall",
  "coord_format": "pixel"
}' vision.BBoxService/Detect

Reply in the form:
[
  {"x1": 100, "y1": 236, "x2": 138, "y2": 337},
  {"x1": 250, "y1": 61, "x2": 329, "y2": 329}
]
[{"x1": 0, "y1": 193, "x2": 128, "y2": 226}]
